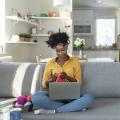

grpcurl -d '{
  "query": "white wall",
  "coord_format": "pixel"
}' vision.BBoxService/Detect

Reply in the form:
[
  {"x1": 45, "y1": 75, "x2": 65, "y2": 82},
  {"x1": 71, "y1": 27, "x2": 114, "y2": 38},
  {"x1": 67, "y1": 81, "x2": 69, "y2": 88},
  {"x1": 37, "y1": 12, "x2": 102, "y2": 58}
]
[
  {"x1": 116, "y1": 9, "x2": 120, "y2": 35},
  {"x1": 5, "y1": 0, "x2": 72, "y2": 62},
  {"x1": 94, "y1": 8, "x2": 117, "y2": 18}
]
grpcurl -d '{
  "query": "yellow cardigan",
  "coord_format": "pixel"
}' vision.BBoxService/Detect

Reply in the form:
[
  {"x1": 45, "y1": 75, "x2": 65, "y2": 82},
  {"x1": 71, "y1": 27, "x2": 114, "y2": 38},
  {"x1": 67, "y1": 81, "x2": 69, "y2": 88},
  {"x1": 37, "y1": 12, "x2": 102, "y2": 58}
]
[{"x1": 42, "y1": 57, "x2": 82, "y2": 88}]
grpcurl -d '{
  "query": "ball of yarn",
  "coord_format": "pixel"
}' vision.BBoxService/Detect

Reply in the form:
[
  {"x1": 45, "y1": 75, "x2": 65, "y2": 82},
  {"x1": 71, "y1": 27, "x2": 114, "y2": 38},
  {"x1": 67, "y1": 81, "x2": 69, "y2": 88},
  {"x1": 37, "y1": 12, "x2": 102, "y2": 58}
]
[
  {"x1": 17, "y1": 96, "x2": 27, "y2": 105},
  {"x1": 55, "y1": 74, "x2": 64, "y2": 82},
  {"x1": 15, "y1": 102, "x2": 24, "y2": 107},
  {"x1": 26, "y1": 95, "x2": 32, "y2": 102},
  {"x1": 24, "y1": 102, "x2": 32, "y2": 107}
]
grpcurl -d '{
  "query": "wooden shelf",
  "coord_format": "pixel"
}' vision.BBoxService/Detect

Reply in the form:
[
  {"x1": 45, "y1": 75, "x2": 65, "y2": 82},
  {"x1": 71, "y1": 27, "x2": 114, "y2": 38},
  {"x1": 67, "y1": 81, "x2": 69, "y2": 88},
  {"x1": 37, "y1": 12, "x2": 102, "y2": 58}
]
[
  {"x1": 32, "y1": 33, "x2": 72, "y2": 37},
  {"x1": 5, "y1": 41, "x2": 38, "y2": 45},
  {"x1": 32, "y1": 16, "x2": 71, "y2": 20},
  {"x1": 32, "y1": 34, "x2": 50, "y2": 37},
  {"x1": 73, "y1": 33, "x2": 93, "y2": 36},
  {"x1": 6, "y1": 16, "x2": 39, "y2": 26}
]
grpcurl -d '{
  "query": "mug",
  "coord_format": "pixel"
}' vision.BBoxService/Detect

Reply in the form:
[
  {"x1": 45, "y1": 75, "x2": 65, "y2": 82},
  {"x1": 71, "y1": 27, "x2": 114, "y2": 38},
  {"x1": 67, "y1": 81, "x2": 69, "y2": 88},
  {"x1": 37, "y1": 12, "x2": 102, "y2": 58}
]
[{"x1": 10, "y1": 108, "x2": 22, "y2": 120}]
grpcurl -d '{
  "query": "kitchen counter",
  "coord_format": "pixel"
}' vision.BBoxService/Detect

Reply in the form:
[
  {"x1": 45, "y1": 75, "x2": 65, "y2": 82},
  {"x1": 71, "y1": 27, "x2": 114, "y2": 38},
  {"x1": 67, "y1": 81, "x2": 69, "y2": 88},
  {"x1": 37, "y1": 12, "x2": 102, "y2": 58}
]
[
  {"x1": 74, "y1": 48, "x2": 120, "y2": 51},
  {"x1": 73, "y1": 49, "x2": 119, "y2": 60}
]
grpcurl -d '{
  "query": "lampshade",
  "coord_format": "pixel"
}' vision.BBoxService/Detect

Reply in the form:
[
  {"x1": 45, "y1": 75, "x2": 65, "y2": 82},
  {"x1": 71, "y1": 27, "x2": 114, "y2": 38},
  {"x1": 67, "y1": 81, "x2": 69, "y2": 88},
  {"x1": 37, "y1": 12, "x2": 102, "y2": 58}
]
[{"x1": 53, "y1": 0, "x2": 72, "y2": 8}]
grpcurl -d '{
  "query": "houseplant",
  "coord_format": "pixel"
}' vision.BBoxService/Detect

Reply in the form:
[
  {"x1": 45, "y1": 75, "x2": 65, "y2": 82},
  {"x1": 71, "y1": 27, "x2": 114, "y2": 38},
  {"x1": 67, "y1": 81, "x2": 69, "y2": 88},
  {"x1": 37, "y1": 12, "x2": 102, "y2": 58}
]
[
  {"x1": 74, "y1": 37, "x2": 85, "y2": 57},
  {"x1": 19, "y1": 33, "x2": 32, "y2": 42}
]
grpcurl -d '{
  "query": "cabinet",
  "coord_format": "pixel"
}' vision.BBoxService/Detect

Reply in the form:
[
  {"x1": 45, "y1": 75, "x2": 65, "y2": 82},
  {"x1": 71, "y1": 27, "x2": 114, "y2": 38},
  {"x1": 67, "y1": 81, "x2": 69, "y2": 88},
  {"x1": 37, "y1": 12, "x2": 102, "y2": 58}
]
[{"x1": 73, "y1": 10, "x2": 94, "y2": 36}]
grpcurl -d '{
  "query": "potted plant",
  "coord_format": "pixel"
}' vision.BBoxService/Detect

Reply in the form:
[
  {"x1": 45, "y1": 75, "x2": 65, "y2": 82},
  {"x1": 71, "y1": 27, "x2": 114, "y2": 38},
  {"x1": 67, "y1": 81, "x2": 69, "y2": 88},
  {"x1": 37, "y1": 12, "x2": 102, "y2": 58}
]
[{"x1": 19, "y1": 33, "x2": 32, "y2": 42}]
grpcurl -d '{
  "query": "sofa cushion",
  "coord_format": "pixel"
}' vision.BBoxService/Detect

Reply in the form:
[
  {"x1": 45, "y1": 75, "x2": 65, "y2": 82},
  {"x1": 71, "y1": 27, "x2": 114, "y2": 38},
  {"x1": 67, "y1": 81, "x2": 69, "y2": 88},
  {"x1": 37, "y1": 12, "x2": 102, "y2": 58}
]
[
  {"x1": 22, "y1": 98, "x2": 120, "y2": 120},
  {"x1": 31, "y1": 63, "x2": 46, "y2": 94},
  {"x1": 0, "y1": 98, "x2": 17, "y2": 107},
  {"x1": 0, "y1": 62, "x2": 41, "y2": 97},
  {"x1": 81, "y1": 62, "x2": 120, "y2": 97},
  {"x1": 0, "y1": 56, "x2": 12, "y2": 62}
]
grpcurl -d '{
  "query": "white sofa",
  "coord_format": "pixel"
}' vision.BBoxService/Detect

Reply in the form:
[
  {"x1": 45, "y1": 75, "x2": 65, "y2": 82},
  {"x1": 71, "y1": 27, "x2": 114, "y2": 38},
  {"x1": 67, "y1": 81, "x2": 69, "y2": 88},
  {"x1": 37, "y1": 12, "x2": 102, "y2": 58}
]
[{"x1": 0, "y1": 62, "x2": 120, "y2": 120}]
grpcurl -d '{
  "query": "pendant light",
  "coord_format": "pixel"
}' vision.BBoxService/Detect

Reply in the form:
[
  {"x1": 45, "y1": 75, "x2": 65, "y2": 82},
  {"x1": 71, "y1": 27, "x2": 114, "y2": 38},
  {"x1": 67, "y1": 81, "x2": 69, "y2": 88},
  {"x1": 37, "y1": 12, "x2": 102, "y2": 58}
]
[{"x1": 53, "y1": 0, "x2": 72, "y2": 8}]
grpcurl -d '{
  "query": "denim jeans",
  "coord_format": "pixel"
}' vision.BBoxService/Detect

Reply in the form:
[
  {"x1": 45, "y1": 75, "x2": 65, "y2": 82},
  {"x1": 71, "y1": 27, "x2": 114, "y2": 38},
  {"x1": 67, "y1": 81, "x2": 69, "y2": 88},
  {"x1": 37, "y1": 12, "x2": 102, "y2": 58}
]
[{"x1": 32, "y1": 91, "x2": 94, "y2": 113}]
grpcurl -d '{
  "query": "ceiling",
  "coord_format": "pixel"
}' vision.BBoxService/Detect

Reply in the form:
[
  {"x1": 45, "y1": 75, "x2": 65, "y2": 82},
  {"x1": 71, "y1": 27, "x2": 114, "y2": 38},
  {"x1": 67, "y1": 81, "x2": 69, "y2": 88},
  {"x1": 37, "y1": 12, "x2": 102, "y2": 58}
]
[{"x1": 73, "y1": 0, "x2": 120, "y2": 8}]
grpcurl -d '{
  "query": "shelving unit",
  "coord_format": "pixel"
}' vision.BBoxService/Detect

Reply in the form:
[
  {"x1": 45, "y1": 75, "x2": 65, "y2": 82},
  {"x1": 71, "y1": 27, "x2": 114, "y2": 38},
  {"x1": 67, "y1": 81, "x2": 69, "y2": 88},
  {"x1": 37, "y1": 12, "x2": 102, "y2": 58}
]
[
  {"x1": 31, "y1": 16, "x2": 72, "y2": 37},
  {"x1": 73, "y1": 33, "x2": 93, "y2": 36},
  {"x1": 32, "y1": 33, "x2": 71, "y2": 37},
  {"x1": 6, "y1": 16, "x2": 39, "y2": 26},
  {"x1": 5, "y1": 41, "x2": 38, "y2": 45},
  {"x1": 32, "y1": 34, "x2": 50, "y2": 37},
  {"x1": 31, "y1": 16, "x2": 71, "y2": 20}
]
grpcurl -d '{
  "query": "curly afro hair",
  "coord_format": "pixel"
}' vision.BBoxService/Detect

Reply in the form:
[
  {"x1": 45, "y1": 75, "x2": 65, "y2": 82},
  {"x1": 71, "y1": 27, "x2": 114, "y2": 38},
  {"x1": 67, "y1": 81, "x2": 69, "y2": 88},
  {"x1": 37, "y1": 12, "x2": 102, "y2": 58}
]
[{"x1": 45, "y1": 32, "x2": 70, "y2": 48}]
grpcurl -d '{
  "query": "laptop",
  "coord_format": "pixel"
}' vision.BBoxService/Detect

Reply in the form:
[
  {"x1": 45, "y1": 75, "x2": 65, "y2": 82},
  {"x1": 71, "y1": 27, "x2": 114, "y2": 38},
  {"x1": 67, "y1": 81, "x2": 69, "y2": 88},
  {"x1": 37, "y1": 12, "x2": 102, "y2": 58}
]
[{"x1": 49, "y1": 82, "x2": 81, "y2": 100}]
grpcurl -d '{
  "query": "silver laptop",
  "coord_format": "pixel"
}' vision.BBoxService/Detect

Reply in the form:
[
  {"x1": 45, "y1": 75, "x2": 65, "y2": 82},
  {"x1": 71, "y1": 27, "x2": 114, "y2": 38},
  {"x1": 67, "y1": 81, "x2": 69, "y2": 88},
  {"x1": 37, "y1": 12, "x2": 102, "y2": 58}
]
[{"x1": 49, "y1": 82, "x2": 81, "y2": 100}]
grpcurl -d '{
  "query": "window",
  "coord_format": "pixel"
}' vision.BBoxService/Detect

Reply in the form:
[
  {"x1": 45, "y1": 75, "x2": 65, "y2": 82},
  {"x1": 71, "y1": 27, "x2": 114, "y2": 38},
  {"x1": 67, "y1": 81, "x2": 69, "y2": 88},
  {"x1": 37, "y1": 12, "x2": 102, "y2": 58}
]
[
  {"x1": 0, "y1": 0, "x2": 5, "y2": 50},
  {"x1": 96, "y1": 18, "x2": 116, "y2": 46}
]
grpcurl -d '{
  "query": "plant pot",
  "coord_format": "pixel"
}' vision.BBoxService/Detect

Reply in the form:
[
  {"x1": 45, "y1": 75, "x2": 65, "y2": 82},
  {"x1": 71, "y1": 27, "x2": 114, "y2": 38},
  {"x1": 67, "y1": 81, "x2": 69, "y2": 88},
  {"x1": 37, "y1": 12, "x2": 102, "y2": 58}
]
[
  {"x1": 24, "y1": 38, "x2": 31, "y2": 42},
  {"x1": 79, "y1": 50, "x2": 83, "y2": 58},
  {"x1": 19, "y1": 37, "x2": 31, "y2": 42},
  {"x1": 20, "y1": 37, "x2": 24, "y2": 42}
]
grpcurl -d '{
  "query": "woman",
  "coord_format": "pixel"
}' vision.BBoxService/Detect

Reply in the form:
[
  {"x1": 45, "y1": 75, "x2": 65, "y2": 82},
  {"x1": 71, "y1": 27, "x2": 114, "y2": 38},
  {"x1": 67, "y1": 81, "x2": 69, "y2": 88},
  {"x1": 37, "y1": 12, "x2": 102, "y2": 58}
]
[{"x1": 32, "y1": 32, "x2": 94, "y2": 114}]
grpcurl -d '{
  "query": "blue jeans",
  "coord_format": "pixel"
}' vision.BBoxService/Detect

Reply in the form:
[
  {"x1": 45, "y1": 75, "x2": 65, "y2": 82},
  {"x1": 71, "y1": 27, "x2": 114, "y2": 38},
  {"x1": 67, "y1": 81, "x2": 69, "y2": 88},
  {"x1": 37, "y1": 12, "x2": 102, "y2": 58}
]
[{"x1": 32, "y1": 91, "x2": 94, "y2": 113}]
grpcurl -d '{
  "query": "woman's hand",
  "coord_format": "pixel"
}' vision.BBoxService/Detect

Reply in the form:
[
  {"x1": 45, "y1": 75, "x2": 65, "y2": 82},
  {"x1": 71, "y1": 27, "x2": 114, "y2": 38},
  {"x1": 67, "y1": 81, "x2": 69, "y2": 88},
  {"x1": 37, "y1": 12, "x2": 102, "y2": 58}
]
[
  {"x1": 45, "y1": 74, "x2": 57, "y2": 88},
  {"x1": 60, "y1": 72, "x2": 67, "y2": 79},
  {"x1": 61, "y1": 72, "x2": 77, "y2": 82},
  {"x1": 51, "y1": 74, "x2": 57, "y2": 82}
]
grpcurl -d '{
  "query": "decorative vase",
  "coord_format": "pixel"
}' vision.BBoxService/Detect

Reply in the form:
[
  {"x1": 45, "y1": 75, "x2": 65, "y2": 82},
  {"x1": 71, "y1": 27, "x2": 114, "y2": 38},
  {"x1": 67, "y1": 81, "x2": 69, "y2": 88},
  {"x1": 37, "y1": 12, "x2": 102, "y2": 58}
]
[{"x1": 79, "y1": 50, "x2": 82, "y2": 58}]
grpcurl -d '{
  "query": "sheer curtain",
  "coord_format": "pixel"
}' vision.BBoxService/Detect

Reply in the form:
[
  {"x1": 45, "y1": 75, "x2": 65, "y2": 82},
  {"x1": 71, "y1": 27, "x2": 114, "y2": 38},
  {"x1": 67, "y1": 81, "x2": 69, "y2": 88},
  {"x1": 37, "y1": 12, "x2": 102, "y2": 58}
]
[
  {"x1": 0, "y1": 0, "x2": 5, "y2": 53},
  {"x1": 96, "y1": 18, "x2": 116, "y2": 46}
]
